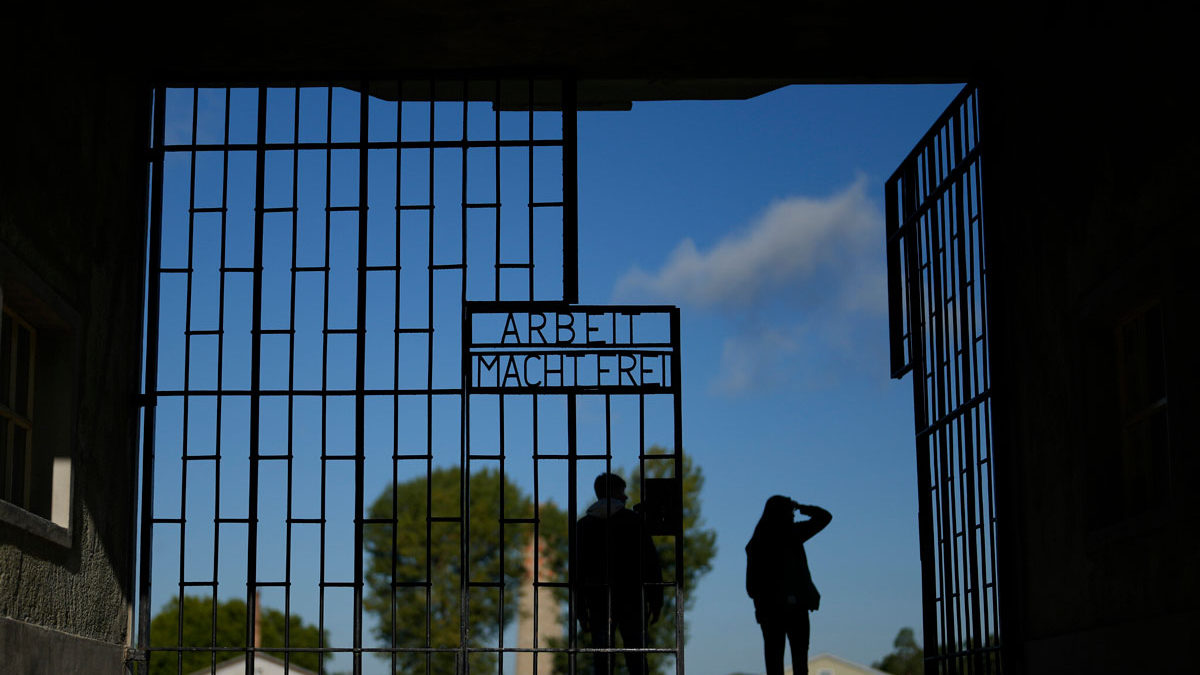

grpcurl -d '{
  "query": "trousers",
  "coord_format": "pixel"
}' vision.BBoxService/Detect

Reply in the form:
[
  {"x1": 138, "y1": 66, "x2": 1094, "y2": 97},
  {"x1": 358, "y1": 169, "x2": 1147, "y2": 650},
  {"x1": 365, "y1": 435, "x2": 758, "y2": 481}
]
[{"x1": 758, "y1": 605, "x2": 810, "y2": 675}]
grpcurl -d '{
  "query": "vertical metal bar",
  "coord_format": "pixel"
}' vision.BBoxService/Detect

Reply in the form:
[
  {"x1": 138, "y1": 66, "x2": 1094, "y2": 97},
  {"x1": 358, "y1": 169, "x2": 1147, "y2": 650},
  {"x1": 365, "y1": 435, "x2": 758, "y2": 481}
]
[
  {"x1": 950, "y1": 103, "x2": 985, "y2": 675},
  {"x1": 319, "y1": 84, "x2": 334, "y2": 675},
  {"x1": 458, "y1": 80, "x2": 472, "y2": 675},
  {"x1": 425, "y1": 84, "x2": 436, "y2": 675},
  {"x1": 527, "y1": 80, "x2": 536, "y2": 302},
  {"x1": 498, "y1": 392, "x2": 507, "y2": 673},
  {"x1": 671, "y1": 308, "x2": 684, "y2": 675},
  {"x1": 532, "y1": 391, "x2": 541, "y2": 675},
  {"x1": 494, "y1": 79, "x2": 508, "y2": 673},
  {"x1": 137, "y1": 83, "x2": 167, "y2": 659},
  {"x1": 566, "y1": 392, "x2": 577, "y2": 675},
  {"x1": 562, "y1": 79, "x2": 578, "y2": 304},
  {"x1": 896, "y1": 162, "x2": 940, "y2": 673},
  {"x1": 392, "y1": 78, "x2": 404, "y2": 675},
  {"x1": 354, "y1": 81, "x2": 370, "y2": 675},
  {"x1": 494, "y1": 79, "x2": 502, "y2": 301},
  {"x1": 212, "y1": 85, "x2": 232, "y2": 675},
  {"x1": 285, "y1": 83, "x2": 301, "y2": 674},
  {"x1": 246, "y1": 85, "x2": 268, "y2": 675},
  {"x1": 178, "y1": 87, "x2": 199, "y2": 675}
]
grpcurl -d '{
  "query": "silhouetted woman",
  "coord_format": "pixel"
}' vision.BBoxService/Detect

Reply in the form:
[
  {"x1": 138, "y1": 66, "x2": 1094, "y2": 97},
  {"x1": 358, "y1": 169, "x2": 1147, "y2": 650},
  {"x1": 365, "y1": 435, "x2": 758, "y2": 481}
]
[{"x1": 745, "y1": 496, "x2": 832, "y2": 675}]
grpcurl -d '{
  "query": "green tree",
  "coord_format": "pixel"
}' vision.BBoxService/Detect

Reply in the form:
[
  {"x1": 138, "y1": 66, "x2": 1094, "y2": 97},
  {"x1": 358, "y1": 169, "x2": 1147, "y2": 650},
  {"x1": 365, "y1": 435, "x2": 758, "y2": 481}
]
[
  {"x1": 552, "y1": 447, "x2": 718, "y2": 675},
  {"x1": 148, "y1": 595, "x2": 327, "y2": 674},
  {"x1": 873, "y1": 627, "x2": 924, "y2": 675},
  {"x1": 363, "y1": 466, "x2": 532, "y2": 675}
]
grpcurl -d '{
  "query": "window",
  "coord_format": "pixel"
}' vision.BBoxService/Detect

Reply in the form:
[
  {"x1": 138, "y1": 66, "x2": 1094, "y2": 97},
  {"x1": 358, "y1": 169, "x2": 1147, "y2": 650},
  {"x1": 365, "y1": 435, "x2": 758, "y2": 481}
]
[
  {"x1": 1, "y1": 305, "x2": 37, "y2": 510},
  {"x1": 0, "y1": 245, "x2": 79, "y2": 546}
]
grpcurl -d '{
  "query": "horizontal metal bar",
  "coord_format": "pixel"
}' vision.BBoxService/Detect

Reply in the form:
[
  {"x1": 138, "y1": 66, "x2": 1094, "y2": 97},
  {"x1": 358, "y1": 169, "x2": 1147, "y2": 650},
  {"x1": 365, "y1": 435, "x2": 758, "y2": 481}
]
[
  {"x1": 152, "y1": 388, "x2": 462, "y2": 396},
  {"x1": 915, "y1": 389, "x2": 990, "y2": 440},
  {"x1": 468, "y1": 384, "x2": 676, "y2": 395},
  {"x1": 161, "y1": 139, "x2": 565, "y2": 152},
  {"x1": 468, "y1": 345, "x2": 674, "y2": 353},
  {"x1": 465, "y1": 301, "x2": 677, "y2": 314}
]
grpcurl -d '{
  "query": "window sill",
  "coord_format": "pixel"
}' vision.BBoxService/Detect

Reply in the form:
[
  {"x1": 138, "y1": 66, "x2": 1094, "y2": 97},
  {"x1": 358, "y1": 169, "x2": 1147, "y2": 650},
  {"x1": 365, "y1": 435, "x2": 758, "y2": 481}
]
[{"x1": 0, "y1": 499, "x2": 71, "y2": 549}]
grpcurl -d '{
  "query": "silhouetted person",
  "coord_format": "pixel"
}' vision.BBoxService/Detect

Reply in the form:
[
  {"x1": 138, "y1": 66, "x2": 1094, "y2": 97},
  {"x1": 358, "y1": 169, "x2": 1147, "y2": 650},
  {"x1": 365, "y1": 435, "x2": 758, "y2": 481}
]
[
  {"x1": 576, "y1": 473, "x2": 663, "y2": 675},
  {"x1": 745, "y1": 496, "x2": 832, "y2": 675}
]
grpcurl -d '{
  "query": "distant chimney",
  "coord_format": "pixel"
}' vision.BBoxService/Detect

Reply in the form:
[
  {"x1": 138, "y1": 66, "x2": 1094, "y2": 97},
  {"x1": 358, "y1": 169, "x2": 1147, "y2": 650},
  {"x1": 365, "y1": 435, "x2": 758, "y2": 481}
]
[
  {"x1": 516, "y1": 524, "x2": 563, "y2": 675},
  {"x1": 254, "y1": 590, "x2": 262, "y2": 649}
]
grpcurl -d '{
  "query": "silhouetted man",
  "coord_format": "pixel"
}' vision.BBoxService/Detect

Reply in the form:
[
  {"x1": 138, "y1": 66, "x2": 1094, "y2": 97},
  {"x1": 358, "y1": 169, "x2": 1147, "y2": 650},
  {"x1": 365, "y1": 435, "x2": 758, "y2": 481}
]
[{"x1": 576, "y1": 473, "x2": 663, "y2": 675}]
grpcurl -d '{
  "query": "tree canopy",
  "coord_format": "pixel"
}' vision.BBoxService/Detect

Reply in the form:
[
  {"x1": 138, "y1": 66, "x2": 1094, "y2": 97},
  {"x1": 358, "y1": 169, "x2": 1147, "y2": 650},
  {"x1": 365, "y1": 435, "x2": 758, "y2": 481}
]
[
  {"x1": 872, "y1": 627, "x2": 923, "y2": 675},
  {"x1": 148, "y1": 594, "x2": 327, "y2": 674},
  {"x1": 363, "y1": 465, "x2": 534, "y2": 675}
]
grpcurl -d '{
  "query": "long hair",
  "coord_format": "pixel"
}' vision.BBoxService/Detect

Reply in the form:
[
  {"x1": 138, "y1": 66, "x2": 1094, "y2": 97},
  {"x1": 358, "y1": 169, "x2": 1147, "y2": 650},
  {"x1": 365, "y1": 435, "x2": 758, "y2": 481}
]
[{"x1": 747, "y1": 495, "x2": 794, "y2": 552}]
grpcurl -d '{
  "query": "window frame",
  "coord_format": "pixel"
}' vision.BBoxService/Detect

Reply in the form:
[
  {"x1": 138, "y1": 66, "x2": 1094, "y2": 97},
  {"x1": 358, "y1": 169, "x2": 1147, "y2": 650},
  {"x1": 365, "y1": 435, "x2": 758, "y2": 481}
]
[
  {"x1": 1, "y1": 304, "x2": 38, "y2": 509},
  {"x1": 0, "y1": 243, "x2": 80, "y2": 548}
]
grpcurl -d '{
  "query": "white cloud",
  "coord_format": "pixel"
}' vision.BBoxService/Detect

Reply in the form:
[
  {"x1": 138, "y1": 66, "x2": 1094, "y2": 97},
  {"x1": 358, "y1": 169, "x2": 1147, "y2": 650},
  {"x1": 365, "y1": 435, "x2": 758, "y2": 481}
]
[
  {"x1": 613, "y1": 176, "x2": 890, "y2": 395},
  {"x1": 614, "y1": 175, "x2": 881, "y2": 310},
  {"x1": 709, "y1": 328, "x2": 803, "y2": 395}
]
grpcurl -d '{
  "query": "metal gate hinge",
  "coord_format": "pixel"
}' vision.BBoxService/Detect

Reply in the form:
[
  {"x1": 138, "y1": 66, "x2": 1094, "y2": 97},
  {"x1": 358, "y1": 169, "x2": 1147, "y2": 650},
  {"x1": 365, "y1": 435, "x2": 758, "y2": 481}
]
[{"x1": 123, "y1": 646, "x2": 147, "y2": 664}]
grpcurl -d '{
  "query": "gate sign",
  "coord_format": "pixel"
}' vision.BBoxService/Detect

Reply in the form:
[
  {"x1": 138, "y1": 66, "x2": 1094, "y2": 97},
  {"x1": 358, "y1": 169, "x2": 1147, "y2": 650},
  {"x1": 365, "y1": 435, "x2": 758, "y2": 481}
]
[{"x1": 465, "y1": 302, "x2": 679, "y2": 393}]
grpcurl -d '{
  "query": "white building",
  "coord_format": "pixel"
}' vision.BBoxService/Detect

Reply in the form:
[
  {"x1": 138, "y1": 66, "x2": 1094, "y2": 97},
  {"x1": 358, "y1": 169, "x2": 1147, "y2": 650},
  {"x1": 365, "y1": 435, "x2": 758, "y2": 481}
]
[
  {"x1": 785, "y1": 652, "x2": 894, "y2": 675},
  {"x1": 186, "y1": 653, "x2": 318, "y2": 675}
]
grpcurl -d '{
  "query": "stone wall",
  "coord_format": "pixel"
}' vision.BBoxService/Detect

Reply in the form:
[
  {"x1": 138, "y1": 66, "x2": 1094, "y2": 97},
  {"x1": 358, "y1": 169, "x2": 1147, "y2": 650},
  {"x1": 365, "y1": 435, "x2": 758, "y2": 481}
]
[{"x1": 1, "y1": 34, "x2": 148, "y2": 665}]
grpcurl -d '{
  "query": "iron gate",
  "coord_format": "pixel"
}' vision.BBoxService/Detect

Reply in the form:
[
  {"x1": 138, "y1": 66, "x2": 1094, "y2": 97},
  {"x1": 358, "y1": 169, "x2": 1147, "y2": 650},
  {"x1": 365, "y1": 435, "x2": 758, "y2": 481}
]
[
  {"x1": 136, "y1": 79, "x2": 685, "y2": 675},
  {"x1": 886, "y1": 84, "x2": 1002, "y2": 673}
]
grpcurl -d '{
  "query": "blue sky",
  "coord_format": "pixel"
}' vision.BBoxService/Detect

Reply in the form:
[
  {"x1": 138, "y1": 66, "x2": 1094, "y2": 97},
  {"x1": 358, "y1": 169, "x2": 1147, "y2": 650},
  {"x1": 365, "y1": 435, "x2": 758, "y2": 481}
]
[{"x1": 147, "y1": 82, "x2": 961, "y2": 674}]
